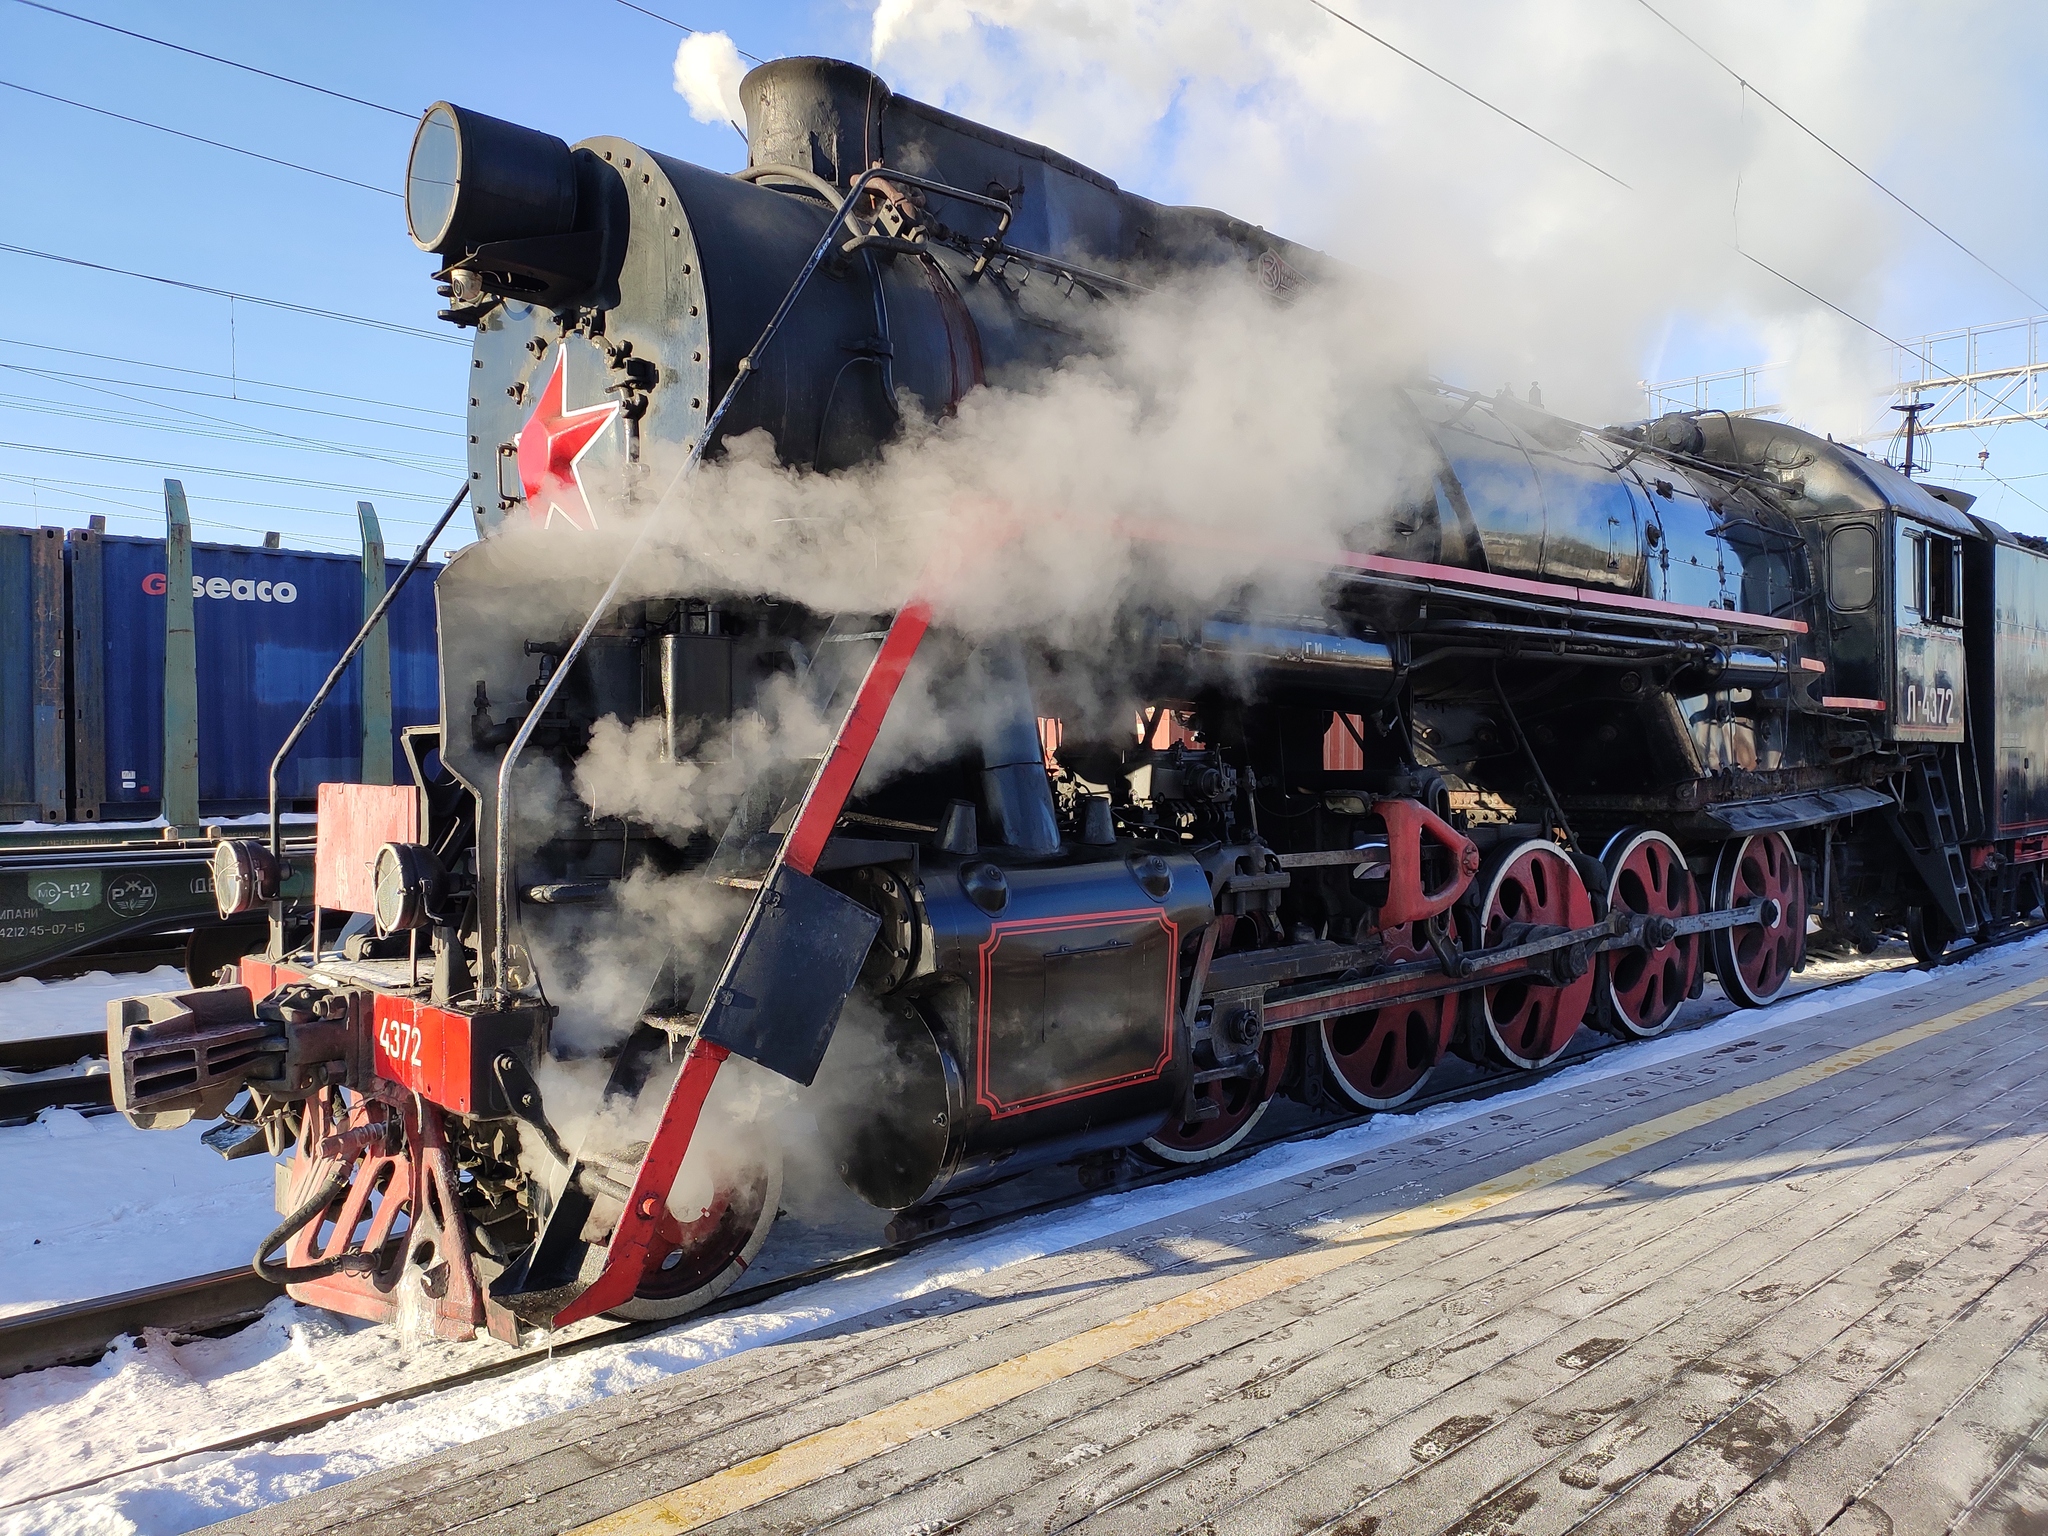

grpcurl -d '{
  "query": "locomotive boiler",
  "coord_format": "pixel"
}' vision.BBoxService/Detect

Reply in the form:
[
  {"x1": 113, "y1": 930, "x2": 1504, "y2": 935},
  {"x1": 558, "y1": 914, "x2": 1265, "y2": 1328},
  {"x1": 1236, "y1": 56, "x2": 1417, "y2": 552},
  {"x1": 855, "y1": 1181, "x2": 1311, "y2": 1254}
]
[{"x1": 105, "y1": 56, "x2": 2048, "y2": 1341}]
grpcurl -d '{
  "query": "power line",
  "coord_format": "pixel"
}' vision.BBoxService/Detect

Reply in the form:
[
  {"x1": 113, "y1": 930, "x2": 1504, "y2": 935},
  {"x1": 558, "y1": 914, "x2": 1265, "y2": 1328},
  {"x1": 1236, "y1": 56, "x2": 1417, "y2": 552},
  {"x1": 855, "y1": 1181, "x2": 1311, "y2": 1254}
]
[
  {"x1": 0, "y1": 470, "x2": 443, "y2": 526},
  {"x1": 1630, "y1": 0, "x2": 2047, "y2": 313},
  {"x1": 0, "y1": 78, "x2": 398, "y2": 198},
  {"x1": 0, "y1": 495, "x2": 374, "y2": 549},
  {"x1": 0, "y1": 243, "x2": 462, "y2": 344},
  {"x1": 0, "y1": 336, "x2": 463, "y2": 420},
  {"x1": 0, "y1": 357, "x2": 463, "y2": 471},
  {"x1": 1301, "y1": 0, "x2": 1630, "y2": 190},
  {"x1": 0, "y1": 361, "x2": 461, "y2": 438},
  {"x1": 0, "y1": 441, "x2": 460, "y2": 501},
  {"x1": 612, "y1": 1, "x2": 766, "y2": 64},
  {"x1": 1296, "y1": 3, "x2": 2042, "y2": 453},
  {"x1": 8, "y1": 0, "x2": 416, "y2": 120},
  {"x1": 0, "y1": 392, "x2": 461, "y2": 475}
]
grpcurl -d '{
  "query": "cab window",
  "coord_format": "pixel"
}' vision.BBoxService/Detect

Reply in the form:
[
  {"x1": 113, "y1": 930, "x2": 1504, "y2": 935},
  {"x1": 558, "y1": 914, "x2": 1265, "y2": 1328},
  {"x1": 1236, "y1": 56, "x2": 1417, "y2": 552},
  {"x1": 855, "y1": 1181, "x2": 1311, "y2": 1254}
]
[
  {"x1": 1828, "y1": 525, "x2": 1876, "y2": 611},
  {"x1": 1907, "y1": 529, "x2": 1962, "y2": 625}
]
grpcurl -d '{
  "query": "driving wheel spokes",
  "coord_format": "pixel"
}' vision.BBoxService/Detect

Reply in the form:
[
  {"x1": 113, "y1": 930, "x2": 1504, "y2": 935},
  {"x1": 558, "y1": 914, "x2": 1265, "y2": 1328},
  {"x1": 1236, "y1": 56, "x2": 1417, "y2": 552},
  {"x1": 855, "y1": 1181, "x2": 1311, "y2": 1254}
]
[
  {"x1": 1321, "y1": 921, "x2": 1456, "y2": 1109},
  {"x1": 1711, "y1": 829, "x2": 1805, "y2": 1008},
  {"x1": 1462, "y1": 839, "x2": 1596, "y2": 1070},
  {"x1": 607, "y1": 1136, "x2": 783, "y2": 1322},
  {"x1": 1141, "y1": 1027, "x2": 1292, "y2": 1166},
  {"x1": 1598, "y1": 828, "x2": 1701, "y2": 1039}
]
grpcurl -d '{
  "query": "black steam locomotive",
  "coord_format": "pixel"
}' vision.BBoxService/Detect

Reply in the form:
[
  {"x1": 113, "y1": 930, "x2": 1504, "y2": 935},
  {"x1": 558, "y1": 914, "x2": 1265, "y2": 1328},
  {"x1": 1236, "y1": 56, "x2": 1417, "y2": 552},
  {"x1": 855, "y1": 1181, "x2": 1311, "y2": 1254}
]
[{"x1": 107, "y1": 58, "x2": 2048, "y2": 1340}]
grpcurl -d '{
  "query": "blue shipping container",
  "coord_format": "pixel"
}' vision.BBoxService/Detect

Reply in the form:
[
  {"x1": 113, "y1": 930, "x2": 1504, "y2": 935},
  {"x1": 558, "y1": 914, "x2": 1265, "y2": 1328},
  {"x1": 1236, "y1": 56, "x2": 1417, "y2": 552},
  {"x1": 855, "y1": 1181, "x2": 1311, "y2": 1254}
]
[{"x1": 70, "y1": 531, "x2": 440, "y2": 819}]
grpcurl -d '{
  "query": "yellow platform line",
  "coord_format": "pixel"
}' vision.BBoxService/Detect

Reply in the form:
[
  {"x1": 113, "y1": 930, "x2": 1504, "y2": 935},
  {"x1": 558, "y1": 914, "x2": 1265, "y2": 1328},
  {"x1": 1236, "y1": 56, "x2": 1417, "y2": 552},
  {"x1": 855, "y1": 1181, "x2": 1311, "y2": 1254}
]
[{"x1": 570, "y1": 971, "x2": 2048, "y2": 1536}]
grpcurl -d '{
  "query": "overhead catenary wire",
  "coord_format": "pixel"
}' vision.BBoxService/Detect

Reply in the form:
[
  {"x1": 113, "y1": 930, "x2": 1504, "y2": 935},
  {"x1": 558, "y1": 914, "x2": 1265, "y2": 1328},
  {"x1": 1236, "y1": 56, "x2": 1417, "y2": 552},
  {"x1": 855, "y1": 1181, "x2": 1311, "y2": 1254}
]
[
  {"x1": 0, "y1": 394, "x2": 462, "y2": 476},
  {"x1": 0, "y1": 364, "x2": 464, "y2": 474},
  {"x1": 0, "y1": 243, "x2": 463, "y2": 345},
  {"x1": 0, "y1": 79, "x2": 398, "y2": 197},
  {"x1": 612, "y1": 0, "x2": 766, "y2": 64},
  {"x1": 1300, "y1": 0, "x2": 1630, "y2": 190},
  {"x1": 1630, "y1": 0, "x2": 2048, "y2": 314},
  {"x1": 0, "y1": 441, "x2": 461, "y2": 501},
  {"x1": 0, "y1": 361, "x2": 462, "y2": 437},
  {"x1": 1296, "y1": 0, "x2": 2048, "y2": 487},
  {"x1": 7, "y1": 0, "x2": 416, "y2": 120},
  {"x1": 0, "y1": 336, "x2": 463, "y2": 420},
  {"x1": 0, "y1": 470, "x2": 444, "y2": 524}
]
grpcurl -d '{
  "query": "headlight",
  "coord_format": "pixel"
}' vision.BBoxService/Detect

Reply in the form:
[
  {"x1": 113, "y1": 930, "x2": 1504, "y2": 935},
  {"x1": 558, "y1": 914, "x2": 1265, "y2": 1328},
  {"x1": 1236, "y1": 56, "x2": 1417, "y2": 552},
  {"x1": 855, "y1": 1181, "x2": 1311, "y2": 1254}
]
[
  {"x1": 211, "y1": 838, "x2": 277, "y2": 917},
  {"x1": 405, "y1": 101, "x2": 579, "y2": 258},
  {"x1": 373, "y1": 842, "x2": 445, "y2": 934}
]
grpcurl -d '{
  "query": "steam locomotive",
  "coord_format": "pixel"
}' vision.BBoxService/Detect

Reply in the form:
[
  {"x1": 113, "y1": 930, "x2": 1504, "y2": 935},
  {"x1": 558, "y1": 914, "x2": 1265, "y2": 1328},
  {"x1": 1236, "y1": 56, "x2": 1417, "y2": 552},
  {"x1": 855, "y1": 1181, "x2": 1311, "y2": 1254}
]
[{"x1": 106, "y1": 58, "x2": 2048, "y2": 1341}]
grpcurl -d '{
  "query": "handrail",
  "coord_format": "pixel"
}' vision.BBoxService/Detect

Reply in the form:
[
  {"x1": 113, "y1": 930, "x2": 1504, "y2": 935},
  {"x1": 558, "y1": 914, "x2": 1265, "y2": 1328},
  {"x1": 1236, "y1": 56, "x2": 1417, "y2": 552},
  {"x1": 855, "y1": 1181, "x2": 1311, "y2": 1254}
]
[{"x1": 266, "y1": 480, "x2": 468, "y2": 867}]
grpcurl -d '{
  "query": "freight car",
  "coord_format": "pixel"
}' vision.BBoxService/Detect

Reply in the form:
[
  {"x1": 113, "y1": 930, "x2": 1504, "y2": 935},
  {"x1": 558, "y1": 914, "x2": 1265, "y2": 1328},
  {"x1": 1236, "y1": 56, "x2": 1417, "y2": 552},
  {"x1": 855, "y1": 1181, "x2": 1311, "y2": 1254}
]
[
  {"x1": 0, "y1": 493, "x2": 440, "y2": 981},
  {"x1": 106, "y1": 58, "x2": 2048, "y2": 1342}
]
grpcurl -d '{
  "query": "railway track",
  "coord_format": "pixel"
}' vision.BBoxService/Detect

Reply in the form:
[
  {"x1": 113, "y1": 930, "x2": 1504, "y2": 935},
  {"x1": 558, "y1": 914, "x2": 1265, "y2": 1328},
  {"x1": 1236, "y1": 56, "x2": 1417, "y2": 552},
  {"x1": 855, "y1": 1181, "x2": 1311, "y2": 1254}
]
[
  {"x1": 0, "y1": 1030, "x2": 111, "y2": 1123},
  {"x1": 0, "y1": 936, "x2": 1970, "y2": 1512}
]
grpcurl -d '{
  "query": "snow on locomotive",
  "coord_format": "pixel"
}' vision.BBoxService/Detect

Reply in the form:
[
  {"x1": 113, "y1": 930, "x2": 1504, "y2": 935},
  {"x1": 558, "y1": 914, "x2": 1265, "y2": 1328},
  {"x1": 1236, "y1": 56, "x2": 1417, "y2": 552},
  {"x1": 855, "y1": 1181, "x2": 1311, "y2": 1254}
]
[{"x1": 106, "y1": 57, "x2": 2048, "y2": 1339}]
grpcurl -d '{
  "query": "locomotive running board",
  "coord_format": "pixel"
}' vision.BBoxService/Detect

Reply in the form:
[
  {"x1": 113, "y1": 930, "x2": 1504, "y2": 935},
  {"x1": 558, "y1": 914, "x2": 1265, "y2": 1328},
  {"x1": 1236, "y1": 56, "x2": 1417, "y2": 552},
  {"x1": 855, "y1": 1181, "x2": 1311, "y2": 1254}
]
[{"x1": 492, "y1": 600, "x2": 930, "y2": 1330}]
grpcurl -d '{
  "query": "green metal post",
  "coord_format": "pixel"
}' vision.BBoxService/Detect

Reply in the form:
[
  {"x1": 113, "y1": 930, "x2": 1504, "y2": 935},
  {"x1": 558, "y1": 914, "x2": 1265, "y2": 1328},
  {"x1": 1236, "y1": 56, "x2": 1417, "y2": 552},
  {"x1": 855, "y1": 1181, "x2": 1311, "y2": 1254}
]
[
  {"x1": 358, "y1": 501, "x2": 392, "y2": 784},
  {"x1": 161, "y1": 479, "x2": 200, "y2": 830}
]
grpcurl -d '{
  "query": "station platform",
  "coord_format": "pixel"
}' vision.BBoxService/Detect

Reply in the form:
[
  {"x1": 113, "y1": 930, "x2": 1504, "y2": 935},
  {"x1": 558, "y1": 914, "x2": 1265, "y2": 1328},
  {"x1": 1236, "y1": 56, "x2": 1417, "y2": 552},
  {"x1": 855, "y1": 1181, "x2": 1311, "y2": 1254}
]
[{"x1": 215, "y1": 948, "x2": 2048, "y2": 1536}]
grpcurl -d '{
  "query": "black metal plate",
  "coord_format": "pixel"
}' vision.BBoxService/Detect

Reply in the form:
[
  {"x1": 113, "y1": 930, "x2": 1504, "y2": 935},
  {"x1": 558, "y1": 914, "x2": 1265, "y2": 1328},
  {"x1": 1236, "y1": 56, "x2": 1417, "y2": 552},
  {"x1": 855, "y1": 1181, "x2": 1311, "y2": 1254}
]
[{"x1": 700, "y1": 863, "x2": 881, "y2": 1086}]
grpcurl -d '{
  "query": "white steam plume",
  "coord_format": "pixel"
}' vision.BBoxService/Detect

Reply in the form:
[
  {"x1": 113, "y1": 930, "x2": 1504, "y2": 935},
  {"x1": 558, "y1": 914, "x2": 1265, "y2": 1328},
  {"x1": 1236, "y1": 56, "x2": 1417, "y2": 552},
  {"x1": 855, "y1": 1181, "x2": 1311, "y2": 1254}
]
[
  {"x1": 866, "y1": 1, "x2": 2048, "y2": 433},
  {"x1": 673, "y1": 31, "x2": 746, "y2": 126}
]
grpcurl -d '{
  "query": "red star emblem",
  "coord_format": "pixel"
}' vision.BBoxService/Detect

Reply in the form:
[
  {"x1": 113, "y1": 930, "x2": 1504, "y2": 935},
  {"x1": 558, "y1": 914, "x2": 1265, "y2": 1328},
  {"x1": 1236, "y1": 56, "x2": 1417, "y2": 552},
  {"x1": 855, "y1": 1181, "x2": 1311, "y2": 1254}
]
[{"x1": 516, "y1": 352, "x2": 620, "y2": 530}]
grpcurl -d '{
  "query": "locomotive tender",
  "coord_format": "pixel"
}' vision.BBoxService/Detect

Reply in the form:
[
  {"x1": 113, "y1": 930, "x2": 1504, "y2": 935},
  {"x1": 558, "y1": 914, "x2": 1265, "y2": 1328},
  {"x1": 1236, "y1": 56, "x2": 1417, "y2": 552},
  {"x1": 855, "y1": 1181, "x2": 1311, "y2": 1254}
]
[{"x1": 106, "y1": 58, "x2": 2048, "y2": 1339}]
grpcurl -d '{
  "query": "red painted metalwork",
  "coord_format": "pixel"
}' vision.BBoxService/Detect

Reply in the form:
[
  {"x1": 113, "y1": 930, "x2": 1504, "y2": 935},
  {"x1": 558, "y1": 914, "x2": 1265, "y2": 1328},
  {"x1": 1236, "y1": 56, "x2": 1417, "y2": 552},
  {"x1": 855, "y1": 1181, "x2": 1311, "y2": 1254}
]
[
  {"x1": 1373, "y1": 797, "x2": 1481, "y2": 926},
  {"x1": 1821, "y1": 696, "x2": 1888, "y2": 711},
  {"x1": 973, "y1": 909, "x2": 1178, "y2": 1118},
  {"x1": 238, "y1": 956, "x2": 483, "y2": 1113},
  {"x1": 554, "y1": 597, "x2": 936, "y2": 1327},
  {"x1": 312, "y1": 781, "x2": 416, "y2": 914},
  {"x1": 1318, "y1": 921, "x2": 1455, "y2": 1109},
  {"x1": 1467, "y1": 841, "x2": 1597, "y2": 1069},
  {"x1": 370, "y1": 993, "x2": 481, "y2": 1111},
  {"x1": 783, "y1": 600, "x2": 933, "y2": 876},
  {"x1": 547, "y1": 1039, "x2": 730, "y2": 1329},
  {"x1": 1145, "y1": 1026, "x2": 1292, "y2": 1158},
  {"x1": 1110, "y1": 520, "x2": 1809, "y2": 635},
  {"x1": 277, "y1": 1087, "x2": 486, "y2": 1340},
  {"x1": 1333, "y1": 550, "x2": 1810, "y2": 634}
]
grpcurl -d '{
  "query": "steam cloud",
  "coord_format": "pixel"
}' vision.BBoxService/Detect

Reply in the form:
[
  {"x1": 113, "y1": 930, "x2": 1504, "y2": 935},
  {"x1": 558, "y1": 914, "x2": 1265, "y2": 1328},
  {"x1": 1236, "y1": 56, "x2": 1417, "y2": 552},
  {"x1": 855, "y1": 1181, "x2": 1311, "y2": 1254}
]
[
  {"x1": 867, "y1": 0, "x2": 2047, "y2": 434},
  {"x1": 673, "y1": 31, "x2": 746, "y2": 127}
]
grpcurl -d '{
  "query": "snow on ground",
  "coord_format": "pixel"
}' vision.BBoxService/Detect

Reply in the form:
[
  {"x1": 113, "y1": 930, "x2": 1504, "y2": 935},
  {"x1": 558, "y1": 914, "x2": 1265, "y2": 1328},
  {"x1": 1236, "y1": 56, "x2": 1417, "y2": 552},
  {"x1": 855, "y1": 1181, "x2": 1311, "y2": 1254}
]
[
  {"x1": 0, "y1": 1108, "x2": 278, "y2": 1321},
  {"x1": 8, "y1": 936, "x2": 2034, "y2": 1536},
  {"x1": 0, "y1": 968, "x2": 190, "y2": 1046}
]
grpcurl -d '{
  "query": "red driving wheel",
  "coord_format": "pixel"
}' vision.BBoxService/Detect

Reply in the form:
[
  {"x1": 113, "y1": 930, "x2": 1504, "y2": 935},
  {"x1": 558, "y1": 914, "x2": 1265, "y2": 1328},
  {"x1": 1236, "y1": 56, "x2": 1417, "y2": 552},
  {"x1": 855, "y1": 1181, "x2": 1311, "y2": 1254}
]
[
  {"x1": 1711, "y1": 830, "x2": 1805, "y2": 1008},
  {"x1": 1141, "y1": 1026, "x2": 1292, "y2": 1165},
  {"x1": 1462, "y1": 839, "x2": 1596, "y2": 1069},
  {"x1": 1597, "y1": 828, "x2": 1701, "y2": 1038},
  {"x1": 607, "y1": 1144, "x2": 782, "y2": 1321},
  {"x1": 1319, "y1": 921, "x2": 1457, "y2": 1109}
]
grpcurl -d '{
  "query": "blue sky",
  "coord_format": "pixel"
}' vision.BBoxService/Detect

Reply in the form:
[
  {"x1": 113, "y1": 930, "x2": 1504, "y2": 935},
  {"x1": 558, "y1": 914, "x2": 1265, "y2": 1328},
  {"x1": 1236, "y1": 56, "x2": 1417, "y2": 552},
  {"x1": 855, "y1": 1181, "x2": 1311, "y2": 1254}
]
[{"x1": 3, "y1": 0, "x2": 2045, "y2": 552}]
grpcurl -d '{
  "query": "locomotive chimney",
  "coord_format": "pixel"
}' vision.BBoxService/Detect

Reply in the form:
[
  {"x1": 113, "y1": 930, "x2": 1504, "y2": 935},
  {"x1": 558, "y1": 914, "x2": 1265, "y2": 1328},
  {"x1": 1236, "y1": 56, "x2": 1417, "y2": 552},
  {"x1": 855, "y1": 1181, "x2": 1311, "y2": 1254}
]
[{"x1": 739, "y1": 57, "x2": 889, "y2": 187}]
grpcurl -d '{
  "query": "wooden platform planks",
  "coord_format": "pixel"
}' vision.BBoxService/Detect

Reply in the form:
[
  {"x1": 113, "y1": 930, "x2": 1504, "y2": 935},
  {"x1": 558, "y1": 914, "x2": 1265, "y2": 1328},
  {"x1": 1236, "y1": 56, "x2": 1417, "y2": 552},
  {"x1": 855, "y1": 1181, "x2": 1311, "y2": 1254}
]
[{"x1": 206, "y1": 953, "x2": 2048, "y2": 1536}]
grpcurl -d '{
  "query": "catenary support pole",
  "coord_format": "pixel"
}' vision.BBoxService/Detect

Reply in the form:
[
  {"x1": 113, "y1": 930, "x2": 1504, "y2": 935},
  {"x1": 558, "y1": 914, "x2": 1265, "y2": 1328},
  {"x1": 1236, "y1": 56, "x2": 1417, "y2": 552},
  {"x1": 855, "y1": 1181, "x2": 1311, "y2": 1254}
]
[{"x1": 161, "y1": 479, "x2": 200, "y2": 831}]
